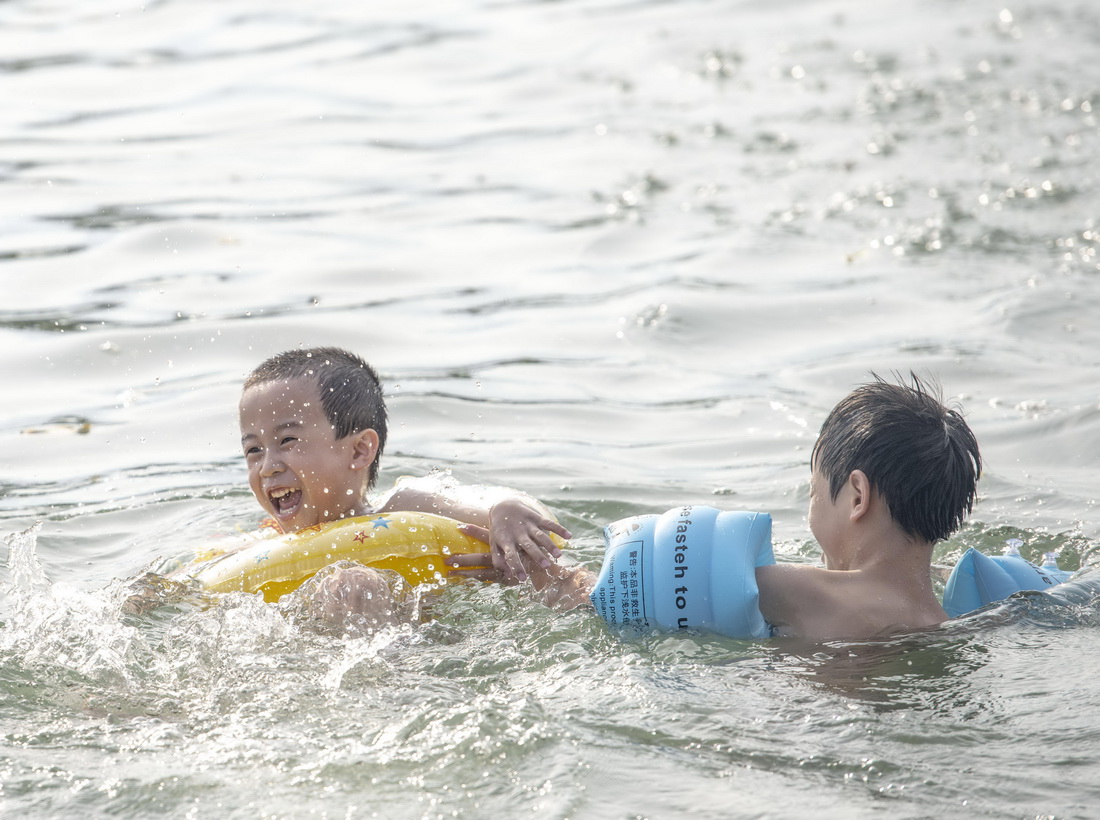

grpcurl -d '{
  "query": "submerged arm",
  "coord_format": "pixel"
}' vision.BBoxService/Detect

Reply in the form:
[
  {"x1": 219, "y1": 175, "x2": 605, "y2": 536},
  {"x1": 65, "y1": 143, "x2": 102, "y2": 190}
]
[{"x1": 445, "y1": 551, "x2": 596, "y2": 609}]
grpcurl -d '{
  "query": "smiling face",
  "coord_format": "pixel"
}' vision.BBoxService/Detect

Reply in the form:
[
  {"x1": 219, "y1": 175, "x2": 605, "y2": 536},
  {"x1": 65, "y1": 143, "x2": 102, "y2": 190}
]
[{"x1": 239, "y1": 376, "x2": 378, "y2": 533}]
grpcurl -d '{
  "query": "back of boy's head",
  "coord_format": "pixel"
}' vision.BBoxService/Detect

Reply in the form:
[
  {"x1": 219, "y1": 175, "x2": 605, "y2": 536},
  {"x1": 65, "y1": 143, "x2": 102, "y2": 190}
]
[
  {"x1": 244, "y1": 347, "x2": 388, "y2": 487},
  {"x1": 811, "y1": 373, "x2": 981, "y2": 544}
]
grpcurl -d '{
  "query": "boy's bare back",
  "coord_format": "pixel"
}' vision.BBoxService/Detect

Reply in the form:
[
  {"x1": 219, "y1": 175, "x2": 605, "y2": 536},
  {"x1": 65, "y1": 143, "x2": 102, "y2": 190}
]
[{"x1": 756, "y1": 563, "x2": 947, "y2": 640}]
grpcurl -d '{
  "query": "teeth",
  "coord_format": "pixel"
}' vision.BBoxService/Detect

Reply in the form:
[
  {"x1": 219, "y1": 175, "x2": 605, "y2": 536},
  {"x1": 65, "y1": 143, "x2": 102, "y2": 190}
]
[{"x1": 271, "y1": 488, "x2": 293, "y2": 499}]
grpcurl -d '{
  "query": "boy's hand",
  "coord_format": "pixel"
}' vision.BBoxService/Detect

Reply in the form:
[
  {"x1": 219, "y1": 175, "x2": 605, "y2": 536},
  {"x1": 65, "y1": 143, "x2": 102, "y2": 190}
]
[
  {"x1": 457, "y1": 498, "x2": 571, "y2": 584},
  {"x1": 489, "y1": 498, "x2": 571, "y2": 583},
  {"x1": 445, "y1": 549, "x2": 503, "y2": 583},
  {"x1": 525, "y1": 561, "x2": 597, "y2": 610}
]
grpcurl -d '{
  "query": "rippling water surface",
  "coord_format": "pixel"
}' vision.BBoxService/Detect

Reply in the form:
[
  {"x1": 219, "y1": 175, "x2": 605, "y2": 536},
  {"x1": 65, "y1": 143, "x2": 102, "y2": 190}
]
[{"x1": 3, "y1": 0, "x2": 1100, "y2": 816}]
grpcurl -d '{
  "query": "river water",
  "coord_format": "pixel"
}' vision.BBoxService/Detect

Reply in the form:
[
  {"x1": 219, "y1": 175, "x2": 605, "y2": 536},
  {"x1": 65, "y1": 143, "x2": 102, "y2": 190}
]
[{"x1": 2, "y1": 0, "x2": 1100, "y2": 816}]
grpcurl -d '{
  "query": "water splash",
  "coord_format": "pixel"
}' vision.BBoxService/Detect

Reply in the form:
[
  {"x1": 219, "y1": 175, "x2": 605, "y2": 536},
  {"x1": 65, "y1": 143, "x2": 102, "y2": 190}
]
[
  {"x1": 1, "y1": 525, "x2": 144, "y2": 687},
  {"x1": 3, "y1": 523, "x2": 49, "y2": 595}
]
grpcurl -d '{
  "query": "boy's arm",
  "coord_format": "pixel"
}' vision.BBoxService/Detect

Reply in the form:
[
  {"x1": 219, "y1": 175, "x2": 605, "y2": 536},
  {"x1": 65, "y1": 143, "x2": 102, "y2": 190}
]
[
  {"x1": 380, "y1": 485, "x2": 488, "y2": 524},
  {"x1": 379, "y1": 487, "x2": 571, "y2": 583}
]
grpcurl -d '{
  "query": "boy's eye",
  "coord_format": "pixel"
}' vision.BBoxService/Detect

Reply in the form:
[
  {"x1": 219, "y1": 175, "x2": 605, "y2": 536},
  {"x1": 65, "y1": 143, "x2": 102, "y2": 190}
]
[
  {"x1": 244, "y1": 446, "x2": 261, "y2": 457},
  {"x1": 280, "y1": 436, "x2": 298, "y2": 446}
]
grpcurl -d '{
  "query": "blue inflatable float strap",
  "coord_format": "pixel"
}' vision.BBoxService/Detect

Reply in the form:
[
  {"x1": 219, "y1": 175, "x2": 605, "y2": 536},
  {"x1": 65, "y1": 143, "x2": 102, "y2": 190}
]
[
  {"x1": 942, "y1": 547, "x2": 1068, "y2": 618},
  {"x1": 589, "y1": 505, "x2": 775, "y2": 639}
]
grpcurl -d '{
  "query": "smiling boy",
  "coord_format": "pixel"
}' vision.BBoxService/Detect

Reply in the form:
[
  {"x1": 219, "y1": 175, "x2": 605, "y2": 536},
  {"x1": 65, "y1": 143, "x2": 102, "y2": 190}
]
[
  {"x1": 237, "y1": 347, "x2": 571, "y2": 630},
  {"x1": 240, "y1": 374, "x2": 379, "y2": 533}
]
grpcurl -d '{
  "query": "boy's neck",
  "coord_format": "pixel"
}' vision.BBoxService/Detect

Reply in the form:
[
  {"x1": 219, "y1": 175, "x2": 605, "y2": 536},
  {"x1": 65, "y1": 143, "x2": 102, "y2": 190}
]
[{"x1": 830, "y1": 511, "x2": 934, "y2": 575}]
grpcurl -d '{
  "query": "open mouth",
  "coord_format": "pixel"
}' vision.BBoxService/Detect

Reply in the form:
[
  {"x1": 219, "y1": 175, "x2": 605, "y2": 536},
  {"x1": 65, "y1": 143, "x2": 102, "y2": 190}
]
[{"x1": 269, "y1": 487, "x2": 303, "y2": 517}]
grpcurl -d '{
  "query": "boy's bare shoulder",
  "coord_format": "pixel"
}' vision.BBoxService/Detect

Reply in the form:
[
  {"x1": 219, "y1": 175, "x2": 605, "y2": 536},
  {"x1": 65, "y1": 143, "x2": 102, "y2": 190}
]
[
  {"x1": 756, "y1": 563, "x2": 839, "y2": 616},
  {"x1": 755, "y1": 563, "x2": 935, "y2": 640}
]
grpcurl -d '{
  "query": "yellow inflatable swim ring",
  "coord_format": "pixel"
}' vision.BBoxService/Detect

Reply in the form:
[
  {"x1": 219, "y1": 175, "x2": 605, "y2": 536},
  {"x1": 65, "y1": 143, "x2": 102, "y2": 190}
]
[{"x1": 185, "y1": 512, "x2": 490, "y2": 602}]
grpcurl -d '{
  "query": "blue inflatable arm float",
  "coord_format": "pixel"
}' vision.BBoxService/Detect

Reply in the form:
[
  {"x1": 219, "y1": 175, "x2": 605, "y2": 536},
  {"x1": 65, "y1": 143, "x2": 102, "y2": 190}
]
[
  {"x1": 943, "y1": 545, "x2": 1072, "y2": 618},
  {"x1": 589, "y1": 505, "x2": 775, "y2": 639}
]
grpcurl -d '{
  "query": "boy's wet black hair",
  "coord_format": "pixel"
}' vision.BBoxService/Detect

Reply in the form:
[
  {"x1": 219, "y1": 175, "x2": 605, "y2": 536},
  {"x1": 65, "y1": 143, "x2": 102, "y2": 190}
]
[
  {"x1": 811, "y1": 373, "x2": 981, "y2": 544},
  {"x1": 244, "y1": 347, "x2": 388, "y2": 487}
]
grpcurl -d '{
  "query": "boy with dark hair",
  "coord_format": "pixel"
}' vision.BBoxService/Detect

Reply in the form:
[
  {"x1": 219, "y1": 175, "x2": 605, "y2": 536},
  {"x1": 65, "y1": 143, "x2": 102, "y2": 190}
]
[
  {"x1": 510, "y1": 374, "x2": 982, "y2": 641},
  {"x1": 755, "y1": 374, "x2": 982, "y2": 638},
  {"x1": 243, "y1": 347, "x2": 389, "y2": 489},
  {"x1": 237, "y1": 346, "x2": 570, "y2": 630}
]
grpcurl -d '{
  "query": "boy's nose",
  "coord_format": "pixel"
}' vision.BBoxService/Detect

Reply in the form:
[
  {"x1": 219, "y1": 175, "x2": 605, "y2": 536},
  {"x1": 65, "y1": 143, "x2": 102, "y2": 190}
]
[{"x1": 260, "y1": 455, "x2": 285, "y2": 478}]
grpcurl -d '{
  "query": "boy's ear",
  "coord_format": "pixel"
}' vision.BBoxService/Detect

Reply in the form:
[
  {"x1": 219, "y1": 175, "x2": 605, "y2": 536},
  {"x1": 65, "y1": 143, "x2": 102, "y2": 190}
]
[
  {"x1": 847, "y1": 469, "x2": 872, "y2": 522},
  {"x1": 349, "y1": 428, "x2": 380, "y2": 470}
]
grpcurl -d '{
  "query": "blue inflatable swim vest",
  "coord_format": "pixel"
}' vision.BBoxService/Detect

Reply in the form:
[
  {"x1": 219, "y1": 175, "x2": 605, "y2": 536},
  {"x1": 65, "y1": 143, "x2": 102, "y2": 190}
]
[
  {"x1": 942, "y1": 540, "x2": 1073, "y2": 618},
  {"x1": 589, "y1": 505, "x2": 775, "y2": 639}
]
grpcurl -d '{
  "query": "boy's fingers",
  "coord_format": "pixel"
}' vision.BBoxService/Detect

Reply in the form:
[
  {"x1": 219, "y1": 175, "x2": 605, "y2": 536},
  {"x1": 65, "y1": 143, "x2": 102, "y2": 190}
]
[
  {"x1": 544, "y1": 520, "x2": 573, "y2": 541},
  {"x1": 489, "y1": 543, "x2": 527, "y2": 583},
  {"x1": 448, "y1": 568, "x2": 499, "y2": 582},
  {"x1": 520, "y1": 538, "x2": 555, "y2": 568},
  {"x1": 459, "y1": 523, "x2": 491, "y2": 544},
  {"x1": 504, "y1": 554, "x2": 527, "y2": 583},
  {"x1": 522, "y1": 529, "x2": 563, "y2": 562},
  {"x1": 534, "y1": 530, "x2": 564, "y2": 559},
  {"x1": 446, "y1": 553, "x2": 521, "y2": 584},
  {"x1": 445, "y1": 553, "x2": 492, "y2": 568}
]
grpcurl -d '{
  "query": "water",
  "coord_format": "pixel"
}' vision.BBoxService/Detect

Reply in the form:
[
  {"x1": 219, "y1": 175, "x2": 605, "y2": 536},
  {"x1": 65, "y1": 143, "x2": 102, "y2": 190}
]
[{"x1": 2, "y1": 0, "x2": 1100, "y2": 815}]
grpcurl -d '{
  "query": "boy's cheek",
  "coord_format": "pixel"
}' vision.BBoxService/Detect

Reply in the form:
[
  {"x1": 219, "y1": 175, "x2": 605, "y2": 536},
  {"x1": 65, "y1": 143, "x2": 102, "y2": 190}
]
[{"x1": 247, "y1": 478, "x2": 267, "y2": 502}]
